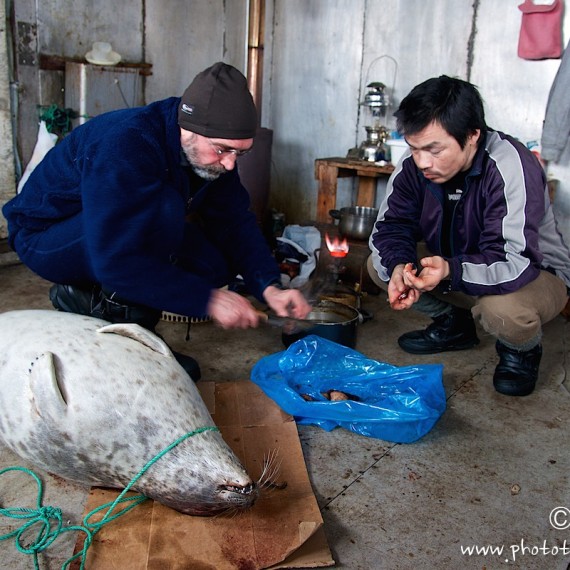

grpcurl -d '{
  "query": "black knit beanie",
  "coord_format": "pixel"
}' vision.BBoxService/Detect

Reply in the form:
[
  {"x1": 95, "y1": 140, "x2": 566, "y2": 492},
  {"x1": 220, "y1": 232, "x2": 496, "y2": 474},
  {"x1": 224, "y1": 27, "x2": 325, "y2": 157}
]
[{"x1": 178, "y1": 62, "x2": 257, "y2": 139}]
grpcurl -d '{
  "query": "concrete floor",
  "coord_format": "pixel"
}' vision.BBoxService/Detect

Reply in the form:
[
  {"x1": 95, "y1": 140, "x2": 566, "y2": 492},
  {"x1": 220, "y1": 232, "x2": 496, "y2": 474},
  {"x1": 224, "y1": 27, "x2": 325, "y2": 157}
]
[{"x1": 0, "y1": 261, "x2": 569, "y2": 570}]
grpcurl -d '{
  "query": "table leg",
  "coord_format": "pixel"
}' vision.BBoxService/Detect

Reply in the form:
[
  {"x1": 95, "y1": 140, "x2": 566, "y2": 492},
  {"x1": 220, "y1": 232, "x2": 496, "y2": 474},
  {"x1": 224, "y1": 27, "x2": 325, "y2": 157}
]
[
  {"x1": 315, "y1": 163, "x2": 339, "y2": 222},
  {"x1": 356, "y1": 176, "x2": 376, "y2": 207}
]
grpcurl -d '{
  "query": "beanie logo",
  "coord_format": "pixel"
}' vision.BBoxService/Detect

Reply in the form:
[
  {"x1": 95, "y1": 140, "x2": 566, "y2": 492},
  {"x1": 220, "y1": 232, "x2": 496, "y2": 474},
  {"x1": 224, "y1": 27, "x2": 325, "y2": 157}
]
[{"x1": 181, "y1": 103, "x2": 194, "y2": 116}]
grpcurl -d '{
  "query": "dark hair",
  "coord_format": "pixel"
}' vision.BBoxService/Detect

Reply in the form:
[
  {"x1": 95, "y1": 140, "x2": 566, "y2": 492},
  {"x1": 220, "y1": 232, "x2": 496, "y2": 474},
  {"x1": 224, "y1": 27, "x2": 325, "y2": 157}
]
[{"x1": 394, "y1": 75, "x2": 487, "y2": 148}]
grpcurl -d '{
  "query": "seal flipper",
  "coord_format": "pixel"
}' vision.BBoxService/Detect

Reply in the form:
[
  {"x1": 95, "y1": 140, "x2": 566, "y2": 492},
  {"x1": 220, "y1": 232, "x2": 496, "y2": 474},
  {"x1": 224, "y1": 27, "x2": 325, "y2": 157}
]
[
  {"x1": 96, "y1": 323, "x2": 173, "y2": 357},
  {"x1": 28, "y1": 351, "x2": 68, "y2": 419}
]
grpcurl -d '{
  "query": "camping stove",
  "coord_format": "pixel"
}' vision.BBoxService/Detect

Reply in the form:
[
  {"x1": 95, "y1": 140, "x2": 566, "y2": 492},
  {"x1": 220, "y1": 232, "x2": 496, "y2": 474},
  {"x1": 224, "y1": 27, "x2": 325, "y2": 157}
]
[
  {"x1": 304, "y1": 233, "x2": 362, "y2": 310},
  {"x1": 305, "y1": 220, "x2": 383, "y2": 307}
]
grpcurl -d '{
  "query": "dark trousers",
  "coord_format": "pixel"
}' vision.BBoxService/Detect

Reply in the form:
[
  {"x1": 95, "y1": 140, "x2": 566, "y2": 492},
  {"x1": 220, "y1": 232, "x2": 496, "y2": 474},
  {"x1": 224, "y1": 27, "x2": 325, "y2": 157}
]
[
  {"x1": 367, "y1": 250, "x2": 568, "y2": 350},
  {"x1": 12, "y1": 216, "x2": 235, "y2": 316}
]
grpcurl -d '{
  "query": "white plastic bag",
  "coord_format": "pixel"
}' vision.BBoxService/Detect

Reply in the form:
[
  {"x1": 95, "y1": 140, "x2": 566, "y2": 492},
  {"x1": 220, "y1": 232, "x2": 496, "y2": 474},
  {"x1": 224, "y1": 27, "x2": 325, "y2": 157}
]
[
  {"x1": 277, "y1": 225, "x2": 321, "y2": 288},
  {"x1": 17, "y1": 121, "x2": 57, "y2": 193}
]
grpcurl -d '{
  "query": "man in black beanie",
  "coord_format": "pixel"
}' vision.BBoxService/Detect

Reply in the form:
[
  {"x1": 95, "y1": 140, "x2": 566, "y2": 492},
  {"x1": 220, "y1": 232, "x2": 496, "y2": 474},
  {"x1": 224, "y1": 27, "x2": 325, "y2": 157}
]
[{"x1": 3, "y1": 62, "x2": 311, "y2": 380}]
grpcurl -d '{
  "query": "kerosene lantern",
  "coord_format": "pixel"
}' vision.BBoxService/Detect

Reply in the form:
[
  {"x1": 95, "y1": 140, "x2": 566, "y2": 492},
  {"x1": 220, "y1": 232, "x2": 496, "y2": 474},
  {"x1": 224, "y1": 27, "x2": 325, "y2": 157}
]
[{"x1": 357, "y1": 81, "x2": 390, "y2": 162}]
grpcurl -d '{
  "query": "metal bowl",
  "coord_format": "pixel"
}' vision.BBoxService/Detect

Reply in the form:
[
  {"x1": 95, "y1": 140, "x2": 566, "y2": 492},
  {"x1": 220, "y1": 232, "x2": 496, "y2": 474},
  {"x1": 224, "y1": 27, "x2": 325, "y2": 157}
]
[{"x1": 329, "y1": 206, "x2": 379, "y2": 240}]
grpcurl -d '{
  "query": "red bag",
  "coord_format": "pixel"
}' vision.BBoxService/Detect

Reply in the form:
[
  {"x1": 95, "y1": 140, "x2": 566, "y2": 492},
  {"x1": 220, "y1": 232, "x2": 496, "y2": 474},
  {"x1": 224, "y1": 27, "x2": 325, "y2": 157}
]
[{"x1": 518, "y1": 0, "x2": 564, "y2": 60}]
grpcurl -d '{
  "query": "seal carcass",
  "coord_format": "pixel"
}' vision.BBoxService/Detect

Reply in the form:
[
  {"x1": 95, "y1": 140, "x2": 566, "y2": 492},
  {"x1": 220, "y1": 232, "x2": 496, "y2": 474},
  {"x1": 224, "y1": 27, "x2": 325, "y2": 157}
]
[{"x1": 0, "y1": 310, "x2": 258, "y2": 515}]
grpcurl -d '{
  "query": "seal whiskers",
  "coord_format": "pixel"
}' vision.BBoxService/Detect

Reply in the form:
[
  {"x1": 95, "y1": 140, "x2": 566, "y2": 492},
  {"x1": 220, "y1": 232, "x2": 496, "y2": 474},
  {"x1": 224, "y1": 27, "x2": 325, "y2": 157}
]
[{"x1": 257, "y1": 449, "x2": 287, "y2": 491}]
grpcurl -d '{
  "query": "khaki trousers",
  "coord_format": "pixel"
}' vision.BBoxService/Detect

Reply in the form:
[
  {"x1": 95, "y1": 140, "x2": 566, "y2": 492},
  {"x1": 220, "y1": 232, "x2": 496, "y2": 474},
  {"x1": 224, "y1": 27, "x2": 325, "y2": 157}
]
[{"x1": 366, "y1": 253, "x2": 568, "y2": 349}]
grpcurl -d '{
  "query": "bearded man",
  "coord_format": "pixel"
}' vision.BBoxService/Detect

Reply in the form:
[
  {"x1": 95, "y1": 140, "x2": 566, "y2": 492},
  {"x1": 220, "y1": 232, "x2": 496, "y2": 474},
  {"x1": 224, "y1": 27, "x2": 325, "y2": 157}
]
[{"x1": 3, "y1": 62, "x2": 310, "y2": 378}]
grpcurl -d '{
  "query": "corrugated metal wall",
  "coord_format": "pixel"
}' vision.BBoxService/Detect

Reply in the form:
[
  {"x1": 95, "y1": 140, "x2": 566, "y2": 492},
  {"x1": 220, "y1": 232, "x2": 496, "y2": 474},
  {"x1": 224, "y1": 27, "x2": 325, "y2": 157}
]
[
  {"x1": 2, "y1": 0, "x2": 570, "y2": 240},
  {"x1": 264, "y1": 0, "x2": 570, "y2": 226}
]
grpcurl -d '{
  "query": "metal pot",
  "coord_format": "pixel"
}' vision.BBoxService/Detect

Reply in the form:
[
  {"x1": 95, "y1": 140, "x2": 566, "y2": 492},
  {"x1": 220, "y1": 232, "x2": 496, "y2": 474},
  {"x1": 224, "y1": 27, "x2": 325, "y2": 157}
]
[
  {"x1": 281, "y1": 300, "x2": 361, "y2": 349},
  {"x1": 329, "y1": 206, "x2": 379, "y2": 240}
]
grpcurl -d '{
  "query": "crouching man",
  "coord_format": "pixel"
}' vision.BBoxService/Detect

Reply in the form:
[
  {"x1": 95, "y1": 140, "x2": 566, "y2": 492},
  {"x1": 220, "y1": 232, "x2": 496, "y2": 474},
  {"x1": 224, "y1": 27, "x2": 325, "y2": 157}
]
[{"x1": 368, "y1": 75, "x2": 570, "y2": 396}]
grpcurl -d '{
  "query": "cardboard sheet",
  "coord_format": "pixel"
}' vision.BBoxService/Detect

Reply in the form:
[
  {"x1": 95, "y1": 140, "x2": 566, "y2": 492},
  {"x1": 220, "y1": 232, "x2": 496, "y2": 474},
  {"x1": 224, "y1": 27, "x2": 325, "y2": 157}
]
[{"x1": 74, "y1": 381, "x2": 335, "y2": 569}]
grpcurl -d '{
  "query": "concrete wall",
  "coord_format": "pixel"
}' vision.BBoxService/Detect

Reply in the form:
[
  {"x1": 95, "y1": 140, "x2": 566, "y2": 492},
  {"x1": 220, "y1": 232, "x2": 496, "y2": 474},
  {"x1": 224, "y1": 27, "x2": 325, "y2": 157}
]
[{"x1": 2, "y1": 0, "x2": 570, "y2": 242}]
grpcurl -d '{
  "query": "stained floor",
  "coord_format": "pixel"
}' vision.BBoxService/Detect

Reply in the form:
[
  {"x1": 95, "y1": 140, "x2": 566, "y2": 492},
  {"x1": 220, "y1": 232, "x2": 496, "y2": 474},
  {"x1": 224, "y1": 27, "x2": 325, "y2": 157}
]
[{"x1": 0, "y1": 260, "x2": 569, "y2": 570}]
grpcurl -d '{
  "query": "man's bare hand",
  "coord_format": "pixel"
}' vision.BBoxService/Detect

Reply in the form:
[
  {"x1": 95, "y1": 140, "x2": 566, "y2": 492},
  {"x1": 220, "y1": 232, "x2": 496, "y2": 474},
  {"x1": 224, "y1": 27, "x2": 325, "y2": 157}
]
[
  {"x1": 403, "y1": 256, "x2": 450, "y2": 293},
  {"x1": 207, "y1": 289, "x2": 260, "y2": 329},
  {"x1": 388, "y1": 263, "x2": 421, "y2": 310},
  {"x1": 263, "y1": 285, "x2": 312, "y2": 319}
]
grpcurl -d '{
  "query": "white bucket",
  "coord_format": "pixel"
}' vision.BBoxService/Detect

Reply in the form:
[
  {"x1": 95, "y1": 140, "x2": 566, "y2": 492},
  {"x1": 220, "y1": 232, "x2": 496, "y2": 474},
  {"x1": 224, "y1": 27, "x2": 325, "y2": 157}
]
[{"x1": 386, "y1": 139, "x2": 409, "y2": 165}]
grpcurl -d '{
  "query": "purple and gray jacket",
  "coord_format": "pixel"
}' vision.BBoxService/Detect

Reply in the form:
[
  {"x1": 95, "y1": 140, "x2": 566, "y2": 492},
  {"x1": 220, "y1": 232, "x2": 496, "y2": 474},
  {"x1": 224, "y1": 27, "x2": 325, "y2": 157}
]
[{"x1": 369, "y1": 130, "x2": 570, "y2": 296}]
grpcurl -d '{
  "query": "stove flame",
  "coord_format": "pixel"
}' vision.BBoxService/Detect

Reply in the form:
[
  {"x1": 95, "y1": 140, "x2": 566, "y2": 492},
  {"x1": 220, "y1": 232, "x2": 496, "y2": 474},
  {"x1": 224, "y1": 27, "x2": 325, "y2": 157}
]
[{"x1": 325, "y1": 233, "x2": 349, "y2": 258}]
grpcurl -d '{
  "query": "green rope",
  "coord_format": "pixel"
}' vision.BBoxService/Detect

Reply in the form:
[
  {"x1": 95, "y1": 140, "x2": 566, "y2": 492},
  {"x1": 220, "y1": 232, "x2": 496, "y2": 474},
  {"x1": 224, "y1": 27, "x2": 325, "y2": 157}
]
[
  {"x1": 37, "y1": 104, "x2": 80, "y2": 137},
  {"x1": 0, "y1": 426, "x2": 220, "y2": 569}
]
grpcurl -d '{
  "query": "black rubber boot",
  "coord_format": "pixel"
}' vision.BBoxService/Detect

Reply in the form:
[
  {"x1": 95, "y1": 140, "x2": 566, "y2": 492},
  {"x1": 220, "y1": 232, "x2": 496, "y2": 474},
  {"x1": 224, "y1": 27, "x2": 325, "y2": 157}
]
[
  {"x1": 50, "y1": 284, "x2": 102, "y2": 315},
  {"x1": 169, "y1": 351, "x2": 202, "y2": 381},
  {"x1": 493, "y1": 341, "x2": 542, "y2": 397},
  {"x1": 49, "y1": 284, "x2": 201, "y2": 380},
  {"x1": 398, "y1": 307, "x2": 479, "y2": 354}
]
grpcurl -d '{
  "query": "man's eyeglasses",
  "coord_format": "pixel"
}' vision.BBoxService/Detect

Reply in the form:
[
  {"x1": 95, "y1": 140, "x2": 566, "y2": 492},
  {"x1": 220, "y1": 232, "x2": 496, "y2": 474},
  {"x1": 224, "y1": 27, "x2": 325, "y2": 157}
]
[{"x1": 207, "y1": 139, "x2": 252, "y2": 158}]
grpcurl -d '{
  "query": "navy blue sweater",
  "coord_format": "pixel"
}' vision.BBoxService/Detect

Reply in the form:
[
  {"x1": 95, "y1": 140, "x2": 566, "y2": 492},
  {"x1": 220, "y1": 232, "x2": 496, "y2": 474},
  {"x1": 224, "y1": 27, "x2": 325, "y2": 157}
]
[{"x1": 3, "y1": 98, "x2": 280, "y2": 316}]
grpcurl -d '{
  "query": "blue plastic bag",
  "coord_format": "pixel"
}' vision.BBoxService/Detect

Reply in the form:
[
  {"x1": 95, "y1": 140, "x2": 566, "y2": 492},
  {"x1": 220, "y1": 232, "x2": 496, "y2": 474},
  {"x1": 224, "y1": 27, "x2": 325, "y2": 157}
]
[{"x1": 250, "y1": 335, "x2": 446, "y2": 443}]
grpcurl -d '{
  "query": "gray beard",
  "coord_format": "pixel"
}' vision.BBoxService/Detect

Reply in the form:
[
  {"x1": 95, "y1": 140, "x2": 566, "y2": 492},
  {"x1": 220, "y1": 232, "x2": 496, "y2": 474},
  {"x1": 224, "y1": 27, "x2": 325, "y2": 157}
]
[
  {"x1": 191, "y1": 164, "x2": 222, "y2": 181},
  {"x1": 181, "y1": 139, "x2": 225, "y2": 181}
]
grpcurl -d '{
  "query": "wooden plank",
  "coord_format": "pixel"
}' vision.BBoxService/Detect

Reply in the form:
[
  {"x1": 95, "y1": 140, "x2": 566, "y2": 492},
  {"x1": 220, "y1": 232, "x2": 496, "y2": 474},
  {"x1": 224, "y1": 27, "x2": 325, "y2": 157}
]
[
  {"x1": 315, "y1": 157, "x2": 394, "y2": 177},
  {"x1": 315, "y1": 162, "x2": 339, "y2": 222},
  {"x1": 40, "y1": 53, "x2": 153, "y2": 75},
  {"x1": 356, "y1": 176, "x2": 377, "y2": 207}
]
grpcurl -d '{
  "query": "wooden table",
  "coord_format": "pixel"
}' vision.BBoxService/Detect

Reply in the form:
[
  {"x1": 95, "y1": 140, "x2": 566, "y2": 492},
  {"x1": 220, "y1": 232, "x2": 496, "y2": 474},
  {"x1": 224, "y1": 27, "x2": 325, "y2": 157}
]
[{"x1": 314, "y1": 157, "x2": 394, "y2": 222}]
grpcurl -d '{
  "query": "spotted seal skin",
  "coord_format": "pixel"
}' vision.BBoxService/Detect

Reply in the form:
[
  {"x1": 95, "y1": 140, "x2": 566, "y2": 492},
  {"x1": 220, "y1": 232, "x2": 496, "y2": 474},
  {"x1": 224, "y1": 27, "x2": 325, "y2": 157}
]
[{"x1": 0, "y1": 310, "x2": 258, "y2": 516}]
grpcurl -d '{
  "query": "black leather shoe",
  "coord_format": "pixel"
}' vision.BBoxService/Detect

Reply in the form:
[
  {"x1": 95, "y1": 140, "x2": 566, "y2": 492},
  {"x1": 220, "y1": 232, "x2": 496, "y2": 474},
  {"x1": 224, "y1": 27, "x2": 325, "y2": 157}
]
[
  {"x1": 493, "y1": 341, "x2": 542, "y2": 397},
  {"x1": 50, "y1": 284, "x2": 102, "y2": 315},
  {"x1": 398, "y1": 307, "x2": 479, "y2": 354}
]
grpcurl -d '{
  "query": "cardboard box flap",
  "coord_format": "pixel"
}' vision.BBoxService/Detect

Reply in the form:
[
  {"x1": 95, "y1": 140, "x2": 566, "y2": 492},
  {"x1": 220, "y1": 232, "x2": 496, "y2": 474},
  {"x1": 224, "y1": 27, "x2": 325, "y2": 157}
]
[
  {"x1": 76, "y1": 381, "x2": 335, "y2": 569},
  {"x1": 267, "y1": 527, "x2": 335, "y2": 569}
]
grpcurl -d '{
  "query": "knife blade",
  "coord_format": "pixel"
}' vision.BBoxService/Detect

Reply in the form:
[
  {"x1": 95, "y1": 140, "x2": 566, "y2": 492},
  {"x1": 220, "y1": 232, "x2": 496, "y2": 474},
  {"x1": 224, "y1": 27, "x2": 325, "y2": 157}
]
[{"x1": 256, "y1": 310, "x2": 316, "y2": 332}]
